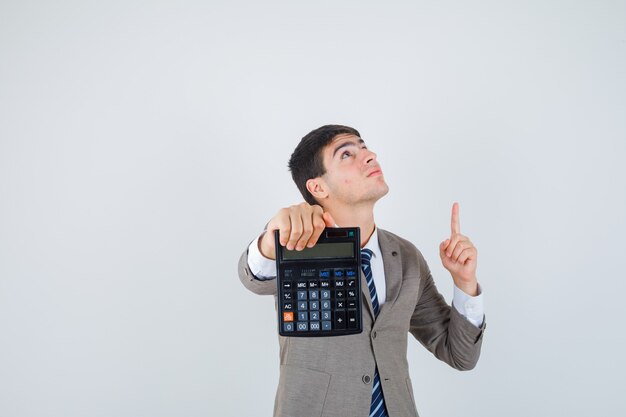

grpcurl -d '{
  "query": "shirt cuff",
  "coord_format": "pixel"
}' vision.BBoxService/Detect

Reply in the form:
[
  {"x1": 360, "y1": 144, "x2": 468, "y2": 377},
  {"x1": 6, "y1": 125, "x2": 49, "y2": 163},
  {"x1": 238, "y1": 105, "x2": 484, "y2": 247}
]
[
  {"x1": 247, "y1": 235, "x2": 277, "y2": 280},
  {"x1": 452, "y1": 283, "x2": 484, "y2": 328}
]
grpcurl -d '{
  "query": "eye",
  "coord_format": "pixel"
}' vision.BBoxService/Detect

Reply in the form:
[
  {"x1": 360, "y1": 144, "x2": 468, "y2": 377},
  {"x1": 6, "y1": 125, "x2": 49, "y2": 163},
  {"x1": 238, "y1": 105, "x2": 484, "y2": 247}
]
[{"x1": 341, "y1": 150, "x2": 352, "y2": 159}]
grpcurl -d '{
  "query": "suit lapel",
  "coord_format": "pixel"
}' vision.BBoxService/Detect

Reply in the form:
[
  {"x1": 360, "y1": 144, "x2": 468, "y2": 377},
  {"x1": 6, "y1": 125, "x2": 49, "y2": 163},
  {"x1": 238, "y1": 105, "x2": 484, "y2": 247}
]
[
  {"x1": 360, "y1": 268, "x2": 375, "y2": 320},
  {"x1": 360, "y1": 228, "x2": 403, "y2": 322}
]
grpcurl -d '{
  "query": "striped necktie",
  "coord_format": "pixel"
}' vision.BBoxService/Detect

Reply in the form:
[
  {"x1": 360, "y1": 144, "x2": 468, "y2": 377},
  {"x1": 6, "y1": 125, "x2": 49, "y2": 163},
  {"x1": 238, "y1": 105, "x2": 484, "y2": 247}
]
[{"x1": 361, "y1": 248, "x2": 388, "y2": 417}]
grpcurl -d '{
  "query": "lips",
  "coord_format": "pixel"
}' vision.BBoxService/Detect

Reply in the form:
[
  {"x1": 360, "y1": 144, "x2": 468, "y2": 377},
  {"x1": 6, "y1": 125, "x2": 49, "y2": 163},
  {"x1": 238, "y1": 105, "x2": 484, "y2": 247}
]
[{"x1": 367, "y1": 169, "x2": 383, "y2": 177}]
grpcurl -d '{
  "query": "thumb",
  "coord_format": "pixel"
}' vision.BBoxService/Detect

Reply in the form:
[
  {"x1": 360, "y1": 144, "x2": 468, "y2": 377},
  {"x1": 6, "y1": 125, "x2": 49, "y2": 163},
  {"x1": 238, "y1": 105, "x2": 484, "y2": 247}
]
[
  {"x1": 439, "y1": 239, "x2": 450, "y2": 258},
  {"x1": 322, "y1": 212, "x2": 336, "y2": 227}
]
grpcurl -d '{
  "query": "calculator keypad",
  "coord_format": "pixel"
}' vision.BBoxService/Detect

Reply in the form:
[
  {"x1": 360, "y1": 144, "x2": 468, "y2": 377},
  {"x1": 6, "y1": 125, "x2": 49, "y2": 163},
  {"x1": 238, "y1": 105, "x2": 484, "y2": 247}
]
[{"x1": 280, "y1": 267, "x2": 361, "y2": 335}]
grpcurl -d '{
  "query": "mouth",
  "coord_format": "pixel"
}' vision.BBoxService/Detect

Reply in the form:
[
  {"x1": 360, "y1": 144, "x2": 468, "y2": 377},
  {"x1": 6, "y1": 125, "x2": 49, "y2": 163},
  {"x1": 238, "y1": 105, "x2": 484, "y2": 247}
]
[{"x1": 367, "y1": 169, "x2": 383, "y2": 177}]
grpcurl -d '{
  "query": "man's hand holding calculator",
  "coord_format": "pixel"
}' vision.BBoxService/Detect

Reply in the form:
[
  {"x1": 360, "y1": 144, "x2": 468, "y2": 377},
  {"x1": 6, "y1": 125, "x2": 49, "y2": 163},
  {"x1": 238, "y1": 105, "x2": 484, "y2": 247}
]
[{"x1": 258, "y1": 202, "x2": 336, "y2": 260}]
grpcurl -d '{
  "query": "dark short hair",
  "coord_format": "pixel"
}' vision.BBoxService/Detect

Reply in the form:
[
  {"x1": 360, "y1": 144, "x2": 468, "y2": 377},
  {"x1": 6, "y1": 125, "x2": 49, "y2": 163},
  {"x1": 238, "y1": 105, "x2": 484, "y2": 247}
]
[{"x1": 288, "y1": 124, "x2": 361, "y2": 206}]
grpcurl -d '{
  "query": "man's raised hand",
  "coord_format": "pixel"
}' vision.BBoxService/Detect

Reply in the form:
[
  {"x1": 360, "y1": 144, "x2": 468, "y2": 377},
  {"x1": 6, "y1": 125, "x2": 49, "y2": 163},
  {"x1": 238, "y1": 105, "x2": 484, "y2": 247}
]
[{"x1": 439, "y1": 202, "x2": 479, "y2": 296}]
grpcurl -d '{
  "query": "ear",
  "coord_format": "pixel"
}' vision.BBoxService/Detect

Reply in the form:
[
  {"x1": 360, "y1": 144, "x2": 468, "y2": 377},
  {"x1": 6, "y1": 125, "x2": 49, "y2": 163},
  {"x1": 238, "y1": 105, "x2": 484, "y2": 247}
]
[{"x1": 306, "y1": 177, "x2": 329, "y2": 202}]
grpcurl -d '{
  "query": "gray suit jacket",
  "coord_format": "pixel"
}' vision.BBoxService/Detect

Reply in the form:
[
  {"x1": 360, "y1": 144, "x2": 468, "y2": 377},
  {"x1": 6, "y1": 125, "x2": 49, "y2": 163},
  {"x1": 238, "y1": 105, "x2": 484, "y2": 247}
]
[{"x1": 238, "y1": 228, "x2": 486, "y2": 417}]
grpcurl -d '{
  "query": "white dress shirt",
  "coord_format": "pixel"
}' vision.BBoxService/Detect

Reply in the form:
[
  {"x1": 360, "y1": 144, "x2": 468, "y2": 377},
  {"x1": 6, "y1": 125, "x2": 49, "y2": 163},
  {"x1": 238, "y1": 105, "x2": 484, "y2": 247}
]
[{"x1": 247, "y1": 227, "x2": 484, "y2": 328}]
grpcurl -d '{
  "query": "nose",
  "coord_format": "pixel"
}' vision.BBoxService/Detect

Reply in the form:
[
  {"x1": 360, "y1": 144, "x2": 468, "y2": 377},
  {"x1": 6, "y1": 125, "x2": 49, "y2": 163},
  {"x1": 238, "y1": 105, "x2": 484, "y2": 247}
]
[{"x1": 362, "y1": 148, "x2": 377, "y2": 166}]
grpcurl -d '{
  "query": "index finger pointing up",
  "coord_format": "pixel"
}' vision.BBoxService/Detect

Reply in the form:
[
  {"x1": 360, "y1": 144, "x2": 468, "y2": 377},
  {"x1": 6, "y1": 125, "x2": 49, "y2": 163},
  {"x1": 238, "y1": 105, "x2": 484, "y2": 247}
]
[{"x1": 451, "y1": 201, "x2": 461, "y2": 235}]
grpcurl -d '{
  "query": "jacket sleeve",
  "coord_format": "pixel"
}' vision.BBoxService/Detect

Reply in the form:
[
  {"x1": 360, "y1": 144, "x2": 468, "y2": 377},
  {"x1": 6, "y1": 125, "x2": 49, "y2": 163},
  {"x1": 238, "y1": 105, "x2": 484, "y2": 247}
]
[
  {"x1": 408, "y1": 249, "x2": 486, "y2": 371},
  {"x1": 237, "y1": 242, "x2": 278, "y2": 296}
]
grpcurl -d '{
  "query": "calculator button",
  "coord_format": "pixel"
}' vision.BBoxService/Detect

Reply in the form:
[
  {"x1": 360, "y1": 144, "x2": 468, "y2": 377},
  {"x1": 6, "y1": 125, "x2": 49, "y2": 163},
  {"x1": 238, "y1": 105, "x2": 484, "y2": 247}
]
[
  {"x1": 296, "y1": 322, "x2": 309, "y2": 331},
  {"x1": 347, "y1": 310, "x2": 358, "y2": 329},
  {"x1": 308, "y1": 281, "x2": 319, "y2": 288},
  {"x1": 297, "y1": 291, "x2": 308, "y2": 300},
  {"x1": 310, "y1": 321, "x2": 321, "y2": 331},
  {"x1": 320, "y1": 280, "x2": 331, "y2": 288},
  {"x1": 310, "y1": 311, "x2": 320, "y2": 321},
  {"x1": 283, "y1": 312, "x2": 294, "y2": 322},
  {"x1": 310, "y1": 301, "x2": 320, "y2": 310},
  {"x1": 345, "y1": 269, "x2": 357, "y2": 278},
  {"x1": 319, "y1": 270, "x2": 330, "y2": 278},
  {"x1": 301, "y1": 269, "x2": 316, "y2": 278},
  {"x1": 334, "y1": 269, "x2": 345, "y2": 278},
  {"x1": 297, "y1": 301, "x2": 308, "y2": 310},
  {"x1": 334, "y1": 311, "x2": 346, "y2": 329},
  {"x1": 283, "y1": 302, "x2": 294, "y2": 311},
  {"x1": 296, "y1": 281, "x2": 307, "y2": 289},
  {"x1": 322, "y1": 321, "x2": 332, "y2": 331},
  {"x1": 298, "y1": 311, "x2": 308, "y2": 321},
  {"x1": 283, "y1": 281, "x2": 292, "y2": 289},
  {"x1": 346, "y1": 279, "x2": 357, "y2": 288},
  {"x1": 283, "y1": 322, "x2": 294, "y2": 332},
  {"x1": 321, "y1": 290, "x2": 331, "y2": 299},
  {"x1": 335, "y1": 300, "x2": 345, "y2": 309},
  {"x1": 347, "y1": 300, "x2": 357, "y2": 309},
  {"x1": 283, "y1": 292, "x2": 293, "y2": 301},
  {"x1": 346, "y1": 289, "x2": 357, "y2": 299},
  {"x1": 321, "y1": 301, "x2": 331, "y2": 310},
  {"x1": 309, "y1": 290, "x2": 319, "y2": 300},
  {"x1": 335, "y1": 290, "x2": 345, "y2": 299},
  {"x1": 321, "y1": 311, "x2": 331, "y2": 321},
  {"x1": 334, "y1": 280, "x2": 345, "y2": 288}
]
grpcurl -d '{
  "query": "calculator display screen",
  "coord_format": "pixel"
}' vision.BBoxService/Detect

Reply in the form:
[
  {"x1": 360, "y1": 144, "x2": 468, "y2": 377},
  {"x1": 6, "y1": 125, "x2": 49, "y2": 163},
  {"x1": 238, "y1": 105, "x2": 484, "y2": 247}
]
[{"x1": 282, "y1": 242, "x2": 354, "y2": 260}]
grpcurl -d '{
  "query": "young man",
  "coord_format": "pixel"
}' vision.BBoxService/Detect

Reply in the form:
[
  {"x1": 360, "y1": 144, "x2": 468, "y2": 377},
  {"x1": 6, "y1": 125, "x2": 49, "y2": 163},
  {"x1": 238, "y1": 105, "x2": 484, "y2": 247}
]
[{"x1": 238, "y1": 125, "x2": 486, "y2": 417}]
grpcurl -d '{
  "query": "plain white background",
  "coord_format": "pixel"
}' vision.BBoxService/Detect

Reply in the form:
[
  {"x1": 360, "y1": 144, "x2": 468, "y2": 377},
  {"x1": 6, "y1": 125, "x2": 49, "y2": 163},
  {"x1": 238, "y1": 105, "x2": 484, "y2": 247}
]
[{"x1": 1, "y1": 1, "x2": 625, "y2": 416}]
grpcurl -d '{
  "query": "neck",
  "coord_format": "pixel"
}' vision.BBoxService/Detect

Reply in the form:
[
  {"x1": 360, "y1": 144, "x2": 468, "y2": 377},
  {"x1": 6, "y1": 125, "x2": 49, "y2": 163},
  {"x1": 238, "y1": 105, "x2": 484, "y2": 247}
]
[{"x1": 326, "y1": 202, "x2": 376, "y2": 248}]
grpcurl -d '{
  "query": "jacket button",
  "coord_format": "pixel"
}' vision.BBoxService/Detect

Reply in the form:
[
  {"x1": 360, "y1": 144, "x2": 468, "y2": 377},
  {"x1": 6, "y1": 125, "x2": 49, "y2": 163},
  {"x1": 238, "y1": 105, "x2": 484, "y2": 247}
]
[
  {"x1": 372, "y1": 331, "x2": 377, "y2": 339},
  {"x1": 362, "y1": 375, "x2": 371, "y2": 384}
]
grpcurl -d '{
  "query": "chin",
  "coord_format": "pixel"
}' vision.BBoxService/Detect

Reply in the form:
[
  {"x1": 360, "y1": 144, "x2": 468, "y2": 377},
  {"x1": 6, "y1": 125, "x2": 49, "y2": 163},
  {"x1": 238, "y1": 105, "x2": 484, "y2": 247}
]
[
  {"x1": 367, "y1": 183, "x2": 390, "y2": 203},
  {"x1": 378, "y1": 184, "x2": 390, "y2": 199},
  {"x1": 377, "y1": 179, "x2": 390, "y2": 194}
]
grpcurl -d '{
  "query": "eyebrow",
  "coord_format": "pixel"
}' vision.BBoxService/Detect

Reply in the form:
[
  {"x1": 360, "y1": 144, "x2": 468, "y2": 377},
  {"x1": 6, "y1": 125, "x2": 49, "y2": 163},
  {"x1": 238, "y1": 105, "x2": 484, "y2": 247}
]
[{"x1": 332, "y1": 138, "x2": 365, "y2": 158}]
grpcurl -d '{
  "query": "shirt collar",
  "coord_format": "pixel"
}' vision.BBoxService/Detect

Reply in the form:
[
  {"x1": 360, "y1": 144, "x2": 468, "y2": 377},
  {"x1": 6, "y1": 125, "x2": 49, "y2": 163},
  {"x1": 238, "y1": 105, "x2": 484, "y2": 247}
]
[{"x1": 363, "y1": 226, "x2": 381, "y2": 259}]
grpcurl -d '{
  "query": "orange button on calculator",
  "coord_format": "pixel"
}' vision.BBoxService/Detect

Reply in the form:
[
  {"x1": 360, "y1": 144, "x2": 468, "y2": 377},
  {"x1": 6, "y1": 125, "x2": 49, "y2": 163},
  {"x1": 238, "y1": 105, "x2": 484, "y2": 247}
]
[{"x1": 283, "y1": 312, "x2": 294, "y2": 322}]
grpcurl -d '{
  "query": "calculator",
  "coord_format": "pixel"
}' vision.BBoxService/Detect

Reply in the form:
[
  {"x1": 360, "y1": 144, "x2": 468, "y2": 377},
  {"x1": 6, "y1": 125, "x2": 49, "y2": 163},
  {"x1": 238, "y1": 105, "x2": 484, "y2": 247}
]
[{"x1": 275, "y1": 227, "x2": 363, "y2": 337}]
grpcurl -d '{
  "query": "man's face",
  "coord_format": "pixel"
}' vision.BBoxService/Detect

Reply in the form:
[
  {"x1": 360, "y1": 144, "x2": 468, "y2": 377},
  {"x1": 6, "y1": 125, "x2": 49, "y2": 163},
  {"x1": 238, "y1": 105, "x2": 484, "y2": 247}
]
[{"x1": 318, "y1": 133, "x2": 389, "y2": 206}]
